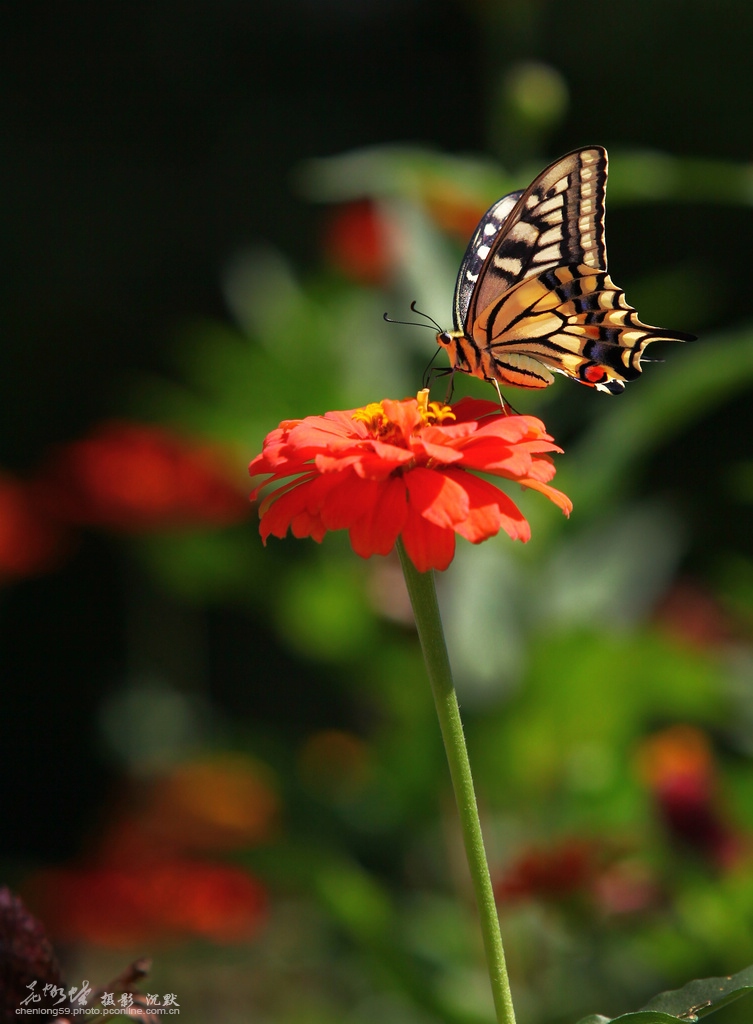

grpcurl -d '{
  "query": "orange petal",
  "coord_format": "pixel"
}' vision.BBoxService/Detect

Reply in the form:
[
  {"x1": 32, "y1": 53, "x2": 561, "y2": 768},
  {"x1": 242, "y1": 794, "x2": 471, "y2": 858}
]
[
  {"x1": 404, "y1": 467, "x2": 469, "y2": 527},
  {"x1": 349, "y1": 477, "x2": 408, "y2": 557},
  {"x1": 401, "y1": 505, "x2": 456, "y2": 572}
]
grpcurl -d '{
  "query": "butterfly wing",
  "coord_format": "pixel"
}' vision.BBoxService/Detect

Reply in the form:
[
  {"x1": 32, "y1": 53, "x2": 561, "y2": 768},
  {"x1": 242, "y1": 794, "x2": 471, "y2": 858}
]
[
  {"x1": 458, "y1": 147, "x2": 608, "y2": 332},
  {"x1": 443, "y1": 146, "x2": 693, "y2": 393},
  {"x1": 452, "y1": 189, "x2": 523, "y2": 332},
  {"x1": 478, "y1": 264, "x2": 696, "y2": 393}
]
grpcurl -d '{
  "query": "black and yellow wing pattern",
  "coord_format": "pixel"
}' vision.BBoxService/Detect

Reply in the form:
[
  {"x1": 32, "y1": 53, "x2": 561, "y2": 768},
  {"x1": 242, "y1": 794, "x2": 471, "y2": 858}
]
[{"x1": 437, "y1": 147, "x2": 694, "y2": 394}]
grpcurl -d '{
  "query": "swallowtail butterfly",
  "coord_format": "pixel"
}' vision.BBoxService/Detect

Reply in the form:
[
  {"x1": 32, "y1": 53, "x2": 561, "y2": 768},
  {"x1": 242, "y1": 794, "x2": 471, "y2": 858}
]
[{"x1": 436, "y1": 147, "x2": 694, "y2": 394}]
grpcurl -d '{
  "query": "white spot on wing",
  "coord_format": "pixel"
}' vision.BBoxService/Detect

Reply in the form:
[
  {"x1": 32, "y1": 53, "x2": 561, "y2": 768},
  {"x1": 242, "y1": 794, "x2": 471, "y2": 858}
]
[
  {"x1": 533, "y1": 243, "x2": 563, "y2": 263},
  {"x1": 537, "y1": 196, "x2": 564, "y2": 216},
  {"x1": 510, "y1": 222, "x2": 538, "y2": 244},
  {"x1": 539, "y1": 226, "x2": 562, "y2": 247},
  {"x1": 493, "y1": 257, "x2": 523, "y2": 275}
]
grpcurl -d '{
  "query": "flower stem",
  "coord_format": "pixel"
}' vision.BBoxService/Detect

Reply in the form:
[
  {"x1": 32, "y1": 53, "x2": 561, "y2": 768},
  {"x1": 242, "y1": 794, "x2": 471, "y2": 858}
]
[{"x1": 396, "y1": 539, "x2": 516, "y2": 1024}]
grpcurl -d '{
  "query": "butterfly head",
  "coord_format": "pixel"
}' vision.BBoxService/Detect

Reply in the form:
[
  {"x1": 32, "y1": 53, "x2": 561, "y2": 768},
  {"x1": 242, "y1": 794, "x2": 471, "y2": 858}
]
[{"x1": 436, "y1": 328, "x2": 469, "y2": 372}]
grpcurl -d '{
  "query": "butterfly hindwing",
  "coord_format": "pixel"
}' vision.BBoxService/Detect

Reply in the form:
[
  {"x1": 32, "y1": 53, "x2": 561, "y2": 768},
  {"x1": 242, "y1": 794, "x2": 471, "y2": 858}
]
[
  {"x1": 480, "y1": 265, "x2": 695, "y2": 393},
  {"x1": 438, "y1": 146, "x2": 694, "y2": 395}
]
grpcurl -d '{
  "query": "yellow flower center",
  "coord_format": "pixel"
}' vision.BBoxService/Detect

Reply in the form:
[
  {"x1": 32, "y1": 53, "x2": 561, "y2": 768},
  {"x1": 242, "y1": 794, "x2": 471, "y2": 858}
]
[
  {"x1": 352, "y1": 390, "x2": 455, "y2": 442},
  {"x1": 352, "y1": 403, "x2": 390, "y2": 434},
  {"x1": 415, "y1": 388, "x2": 455, "y2": 426}
]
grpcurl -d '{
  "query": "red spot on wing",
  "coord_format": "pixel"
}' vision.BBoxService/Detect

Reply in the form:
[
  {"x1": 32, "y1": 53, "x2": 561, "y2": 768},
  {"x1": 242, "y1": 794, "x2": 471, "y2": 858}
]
[{"x1": 584, "y1": 365, "x2": 608, "y2": 384}]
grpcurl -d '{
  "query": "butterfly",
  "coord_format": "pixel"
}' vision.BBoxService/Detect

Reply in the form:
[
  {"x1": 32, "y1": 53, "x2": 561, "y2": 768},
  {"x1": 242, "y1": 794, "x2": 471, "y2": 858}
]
[{"x1": 436, "y1": 147, "x2": 695, "y2": 395}]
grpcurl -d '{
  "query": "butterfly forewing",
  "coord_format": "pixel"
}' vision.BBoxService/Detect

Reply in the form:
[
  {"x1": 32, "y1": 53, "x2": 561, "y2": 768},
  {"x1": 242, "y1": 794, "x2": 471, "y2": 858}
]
[
  {"x1": 452, "y1": 190, "x2": 523, "y2": 332},
  {"x1": 464, "y1": 147, "x2": 608, "y2": 329},
  {"x1": 438, "y1": 146, "x2": 694, "y2": 395}
]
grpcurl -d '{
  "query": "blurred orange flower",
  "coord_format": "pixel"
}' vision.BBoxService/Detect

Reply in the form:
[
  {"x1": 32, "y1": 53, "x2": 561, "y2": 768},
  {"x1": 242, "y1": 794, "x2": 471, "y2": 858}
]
[
  {"x1": 299, "y1": 729, "x2": 371, "y2": 801},
  {"x1": 250, "y1": 393, "x2": 570, "y2": 572},
  {"x1": 422, "y1": 182, "x2": 488, "y2": 244},
  {"x1": 39, "y1": 421, "x2": 248, "y2": 531},
  {"x1": 100, "y1": 755, "x2": 280, "y2": 861}
]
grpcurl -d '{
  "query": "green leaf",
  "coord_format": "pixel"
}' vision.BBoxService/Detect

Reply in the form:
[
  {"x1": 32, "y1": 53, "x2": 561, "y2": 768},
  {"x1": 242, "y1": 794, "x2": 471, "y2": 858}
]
[
  {"x1": 576, "y1": 1015, "x2": 677, "y2": 1024},
  {"x1": 640, "y1": 964, "x2": 753, "y2": 1018},
  {"x1": 575, "y1": 964, "x2": 753, "y2": 1023}
]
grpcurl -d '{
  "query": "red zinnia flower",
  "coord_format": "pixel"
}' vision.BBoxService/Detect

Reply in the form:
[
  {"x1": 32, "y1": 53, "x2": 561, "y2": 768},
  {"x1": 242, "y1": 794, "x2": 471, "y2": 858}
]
[
  {"x1": 322, "y1": 199, "x2": 393, "y2": 286},
  {"x1": 38, "y1": 421, "x2": 249, "y2": 532},
  {"x1": 249, "y1": 392, "x2": 571, "y2": 572}
]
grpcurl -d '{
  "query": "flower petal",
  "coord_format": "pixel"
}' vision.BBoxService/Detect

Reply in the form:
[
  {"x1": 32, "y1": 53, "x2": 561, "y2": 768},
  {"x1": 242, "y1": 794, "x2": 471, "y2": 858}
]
[
  {"x1": 259, "y1": 474, "x2": 333, "y2": 542},
  {"x1": 380, "y1": 398, "x2": 422, "y2": 441},
  {"x1": 519, "y1": 476, "x2": 573, "y2": 516},
  {"x1": 443, "y1": 468, "x2": 530, "y2": 543},
  {"x1": 320, "y1": 472, "x2": 382, "y2": 530},
  {"x1": 250, "y1": 393, "x2": 570, "y2": 568},
  {"x1": 405, "y1": 467, "x2": 470, "y2": 528},
  {"x1": 401, "y1": 505, "x2": 456, "y2": 572},
  {"x1": 348, "y1": 476, "x2": 408, "y2": 557}
]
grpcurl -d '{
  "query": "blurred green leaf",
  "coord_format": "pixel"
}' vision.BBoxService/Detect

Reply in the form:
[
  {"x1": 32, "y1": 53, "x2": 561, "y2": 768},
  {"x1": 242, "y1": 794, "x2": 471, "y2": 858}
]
[
  {"x1": 576, "y1": 1015, "x2": 678, "y2": 1024},
  {"x1": 135, "y1": 527, "x2": 261, "y2": 602},
  {"x1": 276, "y1": 559, "x2": 376, "y2": 660},
  {"x1": 607, "y1": 152, "x2": 753, "y2": 206},
  {"x1": 640, "y1": 965, "x2": 753, "y2": 1018},
  {"x1": 575, "y1": 965, "x2": 753, "y2": 1022}
]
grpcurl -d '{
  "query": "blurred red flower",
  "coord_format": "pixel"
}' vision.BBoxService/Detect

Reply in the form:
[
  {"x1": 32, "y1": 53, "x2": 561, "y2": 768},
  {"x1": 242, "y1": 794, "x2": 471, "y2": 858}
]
[
  {"x1": 322, "y1": 199, "x2": 392, "y2": 285},
  {"x1": 494, "y1": 839, "x2": 596, "y2": 904},
  {"x1": 0, "y1": 472, "x2": 66, "y2": 579},
  {"x1": 249, "y1": 393, "x2": 571, "y2": 572},
  {"x1": 39, "y1": 421, "x2": 248, "y2": 531},
  {"x1": 27, "y1": 860, "x2": 267, "y2": 948},
  {"x1": 494, "y1": 839, "x2": 661, "y2": 917},
  {"x1": 655, "y1": 580, "x2": 736, "y2": 650},
  {"x1": 636, "y1": 724, "x2": 743, "y2": 871}
]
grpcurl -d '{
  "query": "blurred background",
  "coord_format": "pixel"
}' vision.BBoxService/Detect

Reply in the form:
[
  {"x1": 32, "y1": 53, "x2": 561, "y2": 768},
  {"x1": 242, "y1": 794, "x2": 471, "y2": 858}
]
[{"x1": 3, "y1": 1, "x2": 753, "y2": 1021}]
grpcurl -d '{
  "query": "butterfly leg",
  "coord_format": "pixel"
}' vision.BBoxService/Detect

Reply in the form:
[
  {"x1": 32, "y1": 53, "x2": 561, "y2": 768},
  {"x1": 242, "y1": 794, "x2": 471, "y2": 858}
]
[{"x1": 488, "y1": 377, "x2": 510, "y2": 413}]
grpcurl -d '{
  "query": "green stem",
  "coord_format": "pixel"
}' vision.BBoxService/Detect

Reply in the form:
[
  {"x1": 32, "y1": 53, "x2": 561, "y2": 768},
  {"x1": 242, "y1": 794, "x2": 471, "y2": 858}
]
[{"x1": 397, "y1": 539, "x2": 516, "y2": 1024}]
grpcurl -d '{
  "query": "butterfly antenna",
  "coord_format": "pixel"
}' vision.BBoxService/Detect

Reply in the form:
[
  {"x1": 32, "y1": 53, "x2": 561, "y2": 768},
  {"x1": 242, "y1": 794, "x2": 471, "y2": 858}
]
[
  {"x1": 383, "y1": 311, "x2": 437, "y2": 331},
  {"x1": 409, "y1": 300, "x2": 443, "y2": 333}
]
